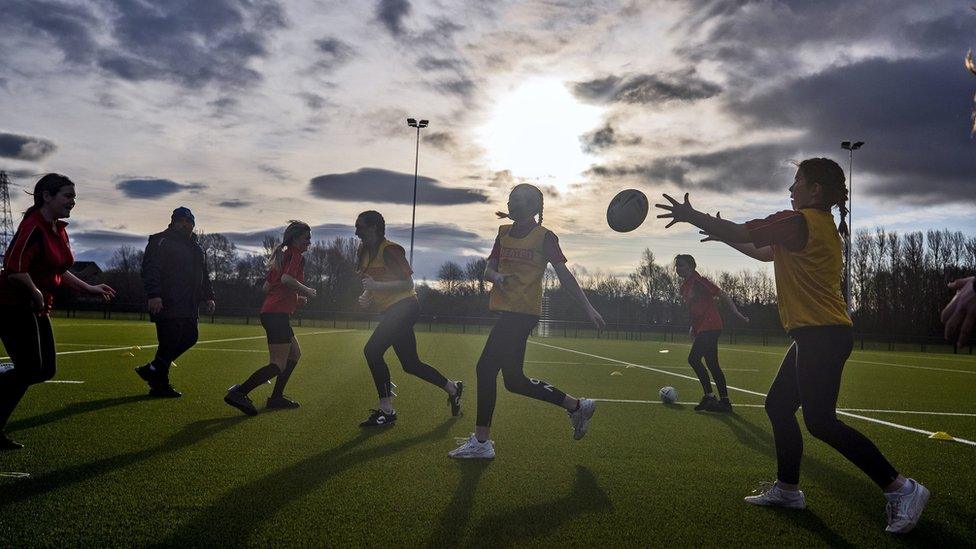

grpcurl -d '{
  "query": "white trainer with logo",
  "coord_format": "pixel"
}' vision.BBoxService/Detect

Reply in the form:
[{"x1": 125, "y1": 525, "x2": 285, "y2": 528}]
[
  {"x1": 884, "y1": 478, "x2": 929, "y2": 534},
  {"x1": 448, "y1": 434, "x2": 495, "y2": 459},
  {"x1": 743, "y1": 481, "x2": 806, "y2": 510},
  {"x1": 568, "y1": 398, "x2": 596, "y2": 440}
]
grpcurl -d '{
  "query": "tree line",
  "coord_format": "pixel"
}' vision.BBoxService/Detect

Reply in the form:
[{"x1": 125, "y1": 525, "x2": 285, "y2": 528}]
[{"x1": 72, "y1": 227, "x2": 974, "y2": 338}]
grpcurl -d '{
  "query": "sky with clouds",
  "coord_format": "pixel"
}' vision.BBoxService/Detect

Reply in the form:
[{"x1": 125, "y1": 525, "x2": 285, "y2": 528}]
[{"x1": 0, "y1": 0, "x2": 973, "y2": 278}]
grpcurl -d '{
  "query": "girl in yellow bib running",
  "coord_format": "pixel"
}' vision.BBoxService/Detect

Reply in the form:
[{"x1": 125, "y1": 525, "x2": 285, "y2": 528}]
[
  {"x1": 656, "y1": 158, "x2": 928, "y2": 535},
  {"x1": 449, "y1": 184, "x2": 606, "y2": 459},
  {"x1": 355, "y1": 211, "x2": 462, "y2": 427}
]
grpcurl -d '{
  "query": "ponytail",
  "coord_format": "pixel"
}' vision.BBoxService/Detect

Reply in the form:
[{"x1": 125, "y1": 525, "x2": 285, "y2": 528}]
[
  {"x1": 797, "y1": 158, "x2": 848, "y2": 236},
  {"x1": 837, "y1": 203, "x2": 850, "y2": 237},
  {"x1": 268, "y1": 220, "x2": 311, "y2": 270}
]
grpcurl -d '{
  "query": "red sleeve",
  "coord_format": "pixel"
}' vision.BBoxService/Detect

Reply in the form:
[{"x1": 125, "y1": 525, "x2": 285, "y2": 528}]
[
  {"x1": 283, "y1": 250, "x2": 303, "y2": 278},
  {"x1": 3, "y1": 224, "x2": 41, "y2": 273},
  {"x1": 488, "y1": 236, "x2": 500, "y2": 260},
  {"x1": 382, "y1": 245, "x2": 413, "y2": 278},
  {"x1": 697, "y1": 275, "x2": 721, "y2": 297},
  {"x1": 745, "y1": 210, "x2": 807, "y2": 250},
  {"x1": 544, "y1": 231, "x2": 567, "y2": 264}
]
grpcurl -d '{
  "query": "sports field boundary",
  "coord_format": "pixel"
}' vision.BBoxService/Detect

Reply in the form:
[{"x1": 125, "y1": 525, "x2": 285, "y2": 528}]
[{"x1": 530, "y1": 340, "x2": 976, "y2": 447}]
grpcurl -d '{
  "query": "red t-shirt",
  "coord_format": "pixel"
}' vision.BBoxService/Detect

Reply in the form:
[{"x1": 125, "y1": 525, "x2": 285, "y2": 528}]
[
  {"x1": 0, "y1": 210, "x2": 74, "y2": 312},
  {"x1": 745, "y1": 210, "x2": 808, "y2": 251},
  {"x1": 680, "y1": 272, "x2": 723, "y2": 335},
  {"x1": 488, "y1": 222, "x2": 567, "y2": 264},
  {"x1": 261, "y1": 248, "x2": 305, "y2": 314}
]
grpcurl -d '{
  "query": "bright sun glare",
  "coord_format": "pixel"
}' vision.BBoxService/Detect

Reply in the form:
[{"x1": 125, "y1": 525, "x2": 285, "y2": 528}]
[{"x1": 478, "y1": 78, "x2": 605, "y2": 186}]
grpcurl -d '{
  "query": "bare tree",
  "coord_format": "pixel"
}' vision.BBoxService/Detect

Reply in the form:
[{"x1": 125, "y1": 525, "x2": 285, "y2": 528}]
[
  {"x1": 464, "y1": 257, "x2": 488, "y2": 295},
  {"x1": 437, "y1": 261, "x2": 466, "y2": 295},
  {"x1": 109, "y1": 245, "x2": 143, "y2": 275}
]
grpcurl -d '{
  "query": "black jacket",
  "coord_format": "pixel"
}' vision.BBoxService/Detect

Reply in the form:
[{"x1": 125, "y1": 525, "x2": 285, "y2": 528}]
[{"x1": 141, "y1": 227, "x2": 214, "y2": 321}]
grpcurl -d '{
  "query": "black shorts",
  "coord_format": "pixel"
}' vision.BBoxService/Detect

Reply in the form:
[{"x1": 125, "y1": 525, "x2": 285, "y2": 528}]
[{"x1": 260, "y1": 313, "x2": 294, "y2": 344}]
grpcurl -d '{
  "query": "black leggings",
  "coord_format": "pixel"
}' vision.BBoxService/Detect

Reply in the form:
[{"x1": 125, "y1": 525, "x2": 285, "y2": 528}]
[
  {"x1": 476, "y1": 312, "x2": 567, "y2": 427},
  {"x1": 765, "y1": 325, "x2": 899, "y2": 488},
  {"x1": 0, "y1": 307, "x2": 56, "y2": 429},
  {"x1": 364, "y1": 297, "x2": 448, "y2": 399},
  {"x1": 152, "y1": 318, "x2": 199, "y2": 380},
  {"x1": 688, "y1": 330, "x2": 727, "y2": 397}
]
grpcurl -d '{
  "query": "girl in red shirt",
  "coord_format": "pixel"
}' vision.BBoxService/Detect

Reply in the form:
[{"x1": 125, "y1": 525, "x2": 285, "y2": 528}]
[
  {"x1": 0, "y1": 174, "x2": 115, "y2": 450},
  {"x1": 224, "y1": 221, "x2": 316, "y2": 415},
  {"x1": 675, "y1": 254, "x2": 748, "y2": 412}
]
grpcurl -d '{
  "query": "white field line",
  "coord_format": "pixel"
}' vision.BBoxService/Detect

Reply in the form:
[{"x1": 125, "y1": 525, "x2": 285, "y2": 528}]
[
  {"x1": 524, "y1": 360, "x2": 758, "y2": 372},
  {"x1": 530, "y1": 340, "x2": 976, "y2": 447},
  {"x1": 188, "y1": 347, "x2": 266, "y2": 353},
  {"x1": 655, "y1": 341, "x2": 974, "y2": 375},
  {"x1": 44, "y1": 380, "x2": 85, "y2": 384},
  {"x1": 0, "y1": 330, "x2": 353, "y2": 361},
  {"x1": 593, "y1": 399, "x2": 976, "y2": 417},
  {"x1": 0, "y1": 472, "x2": 31, "y2": 478},
  {"x1": 58, "y1": 343, "x2": 122, "y2": 348}
]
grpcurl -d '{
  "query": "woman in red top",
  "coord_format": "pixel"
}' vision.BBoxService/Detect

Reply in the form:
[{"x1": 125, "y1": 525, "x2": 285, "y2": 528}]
[
  {"x1": 675, "y1": 254, "x2": 748, "y2": 412},
  {"x1": 224, "y1": 221, "x2": 316, "y2": 415},
  {"x1": 0, "y1": 174, "x2": 115, "y2": 450}
]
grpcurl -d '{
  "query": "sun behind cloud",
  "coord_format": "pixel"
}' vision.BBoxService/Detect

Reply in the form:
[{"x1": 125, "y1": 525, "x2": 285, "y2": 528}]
[{"x1": 477, "y1": 78, "x2": 604, "y2": 187}]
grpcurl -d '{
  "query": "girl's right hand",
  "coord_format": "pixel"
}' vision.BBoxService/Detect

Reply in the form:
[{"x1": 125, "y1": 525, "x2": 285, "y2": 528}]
[
  {"x1": 358, "y1": 291, "x2": 373, "y2": 308},
  {"x1": 304, "y1": 287, "x2": 318, "y2": 298},
  {"x1": 490, "y1": 272, "x2": 507, "y2": 286},
  {"x1": 587, "y1": 307, "x2": 606, "y2": 331}
]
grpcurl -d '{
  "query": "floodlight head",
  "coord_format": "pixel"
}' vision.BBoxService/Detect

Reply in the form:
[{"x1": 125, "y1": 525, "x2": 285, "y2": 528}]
[
  {"x1": 419, "y1": 119, "x2": 429, "y2": 128},
  {"x1": 852, "y1": 141, "x2": 864, "y2": 149},
  {"x1": 407, "y1": 118, "x2": 417, "y2": 126},
  {"x1": 841, "y1": 141, "x2": 851, "y2": 150}
]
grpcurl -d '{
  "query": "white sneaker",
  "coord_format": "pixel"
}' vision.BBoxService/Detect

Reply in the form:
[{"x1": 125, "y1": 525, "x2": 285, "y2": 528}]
[
  {"x1": 0, "y1": 362, "x2": 14, "y2": 376},
  {"x1": 885, "y1": 478, "x2": 929, "y2": 534},
  {"x1": 569, "y1": 398, "x2": 596, "y2": 440},
  {"x1": 448, "y1": 434, "x2": 495, "y2": 459},
  {"x1": 744, "y1": 481, "x2": 806, "y2": 509}
]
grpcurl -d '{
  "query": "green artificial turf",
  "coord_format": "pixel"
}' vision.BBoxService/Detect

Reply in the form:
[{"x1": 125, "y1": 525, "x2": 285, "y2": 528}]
[{"x1": 1, "y1": 319, "x2": 973, "y2": 546}]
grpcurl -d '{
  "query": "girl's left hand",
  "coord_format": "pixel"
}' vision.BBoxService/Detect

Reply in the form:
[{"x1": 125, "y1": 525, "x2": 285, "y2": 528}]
[
  {"x1": 587, "y1": 307, "x2": 606, "y2": 331},
  {"x1": 91, "y1": 284, "x2": 116, "y2": 300},
  {"x1": 362, "y1": 276, "x2": 378, "y2": 290},
  {"x1": 655, "y1": 193, "x2": 695, "y2": 228},
  {"x1": 737, "y1": 312, "x2": 750, "y2": 323},
  {"x1": 297, "y1": 295, "x2": 308, "y2": 306}
]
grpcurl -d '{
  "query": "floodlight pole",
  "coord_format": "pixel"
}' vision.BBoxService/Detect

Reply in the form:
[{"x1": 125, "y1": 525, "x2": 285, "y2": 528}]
[
  {"x1": 840, "y1": 140, "x2": 864, "y2": 306},
  {"x1": 406, "y1": 118, "x2": 428, "y2": 264}
]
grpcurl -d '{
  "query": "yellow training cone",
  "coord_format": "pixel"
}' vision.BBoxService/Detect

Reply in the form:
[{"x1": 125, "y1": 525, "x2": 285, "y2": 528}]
[
  {"x1": 610, "y1": 371, "x2": 623, "y2": 376},
  {"x1": 121, "y1": 352, "x2": 134, "y2": 357},
  {"x1": 929, "y1": 431, "x2": 955, "y2": 441},
  {"x1": 133, "y1": 346, "x2": 141, "y2": 351}
]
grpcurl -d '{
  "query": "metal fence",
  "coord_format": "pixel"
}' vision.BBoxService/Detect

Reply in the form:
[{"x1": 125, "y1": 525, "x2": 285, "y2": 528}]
[{"x1": 54, "y1": 302, "x2": 974, "y2": 356}]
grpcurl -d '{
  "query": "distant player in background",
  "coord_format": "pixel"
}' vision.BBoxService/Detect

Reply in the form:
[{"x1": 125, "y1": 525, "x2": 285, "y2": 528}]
[
  {"x1": 657, "y1": 157, "x2": 928, "y2": 534},
  {"x1": 674, "y1": 254, "x2": 748, "y2": 412},
  {"x1": 449, "y1": 183, "x2": 606, "y2": 459},
  {"x1": 137, "y1": 207, "x2": 215, "y2": 398},
  {"x1": 224, "y1": 221, "x2": 316, "y2": 415},
  {"x1": 354, "y1": 210, "x2": 463, "y2": 427},
  {"x1": 0, "y1": 174, "x2": 116, "y2": 450}
]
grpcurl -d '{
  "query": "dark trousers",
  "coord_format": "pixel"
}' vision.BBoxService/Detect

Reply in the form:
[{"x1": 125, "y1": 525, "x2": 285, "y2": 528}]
[
  {"x1": 688, "y1": 330, "x2": 728, "y2": 397},
  {"x1": 476, "y1": 312, "x2": 567, "y2": 427},
  {"x1": 765, "y1": 325, "x2": 899, "y2": 488},
  {"x1": 0, "y1": 307, "x2": 56, "y2": 429},
  {"x1": 364, "y1": 297, "x2": 448, "y2": 399},
  {"x1": 151, "y1": 318, "x2": 199, "y2": 382}
]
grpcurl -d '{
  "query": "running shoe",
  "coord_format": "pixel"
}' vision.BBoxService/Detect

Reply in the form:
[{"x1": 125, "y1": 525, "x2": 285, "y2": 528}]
[
  {"x1": 885, "y1": 479, "x2": 929, "y2": 534},
  {"x1": 360, "y1": 409, "x2": 397, "y2": 427},
  {"x1": 448, "y1": 434, "x2": 495, "y2": 459},
  {"x1": 448, "y1": 381, "x2": 464, "y2": 417},
  {"x1": 568, "y1": 398, "x2": 596, "y2": 440},
  {"x1": 744, "y1": 481, "x2": 806, "y2": 509},
  {"x1": 224, "y1": 385, "x2": 258, "y2": 416}
]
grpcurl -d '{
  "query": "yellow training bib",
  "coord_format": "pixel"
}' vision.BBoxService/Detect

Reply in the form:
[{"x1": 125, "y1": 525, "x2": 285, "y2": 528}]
[
  {"x1": 772, "y1": 209, "x2": 852, "y2": 331},
  {"x1": 359, "y1": 239, "x2": 416, "y2": 312},
  {"x1": 488, "y1": 224, "x2": 549, "y2": 316}
]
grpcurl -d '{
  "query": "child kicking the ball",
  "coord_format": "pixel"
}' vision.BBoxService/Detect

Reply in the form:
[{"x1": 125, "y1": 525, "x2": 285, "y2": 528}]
[
  {"x1": 449, "y1": 184, "x2": 607, "y2": 459},
  {"x1": 674, "y1": 254, "x2": 748, "y2": 412},
  {"x1": 656, "y1": 158, "x2": 928, "y2": 534}
]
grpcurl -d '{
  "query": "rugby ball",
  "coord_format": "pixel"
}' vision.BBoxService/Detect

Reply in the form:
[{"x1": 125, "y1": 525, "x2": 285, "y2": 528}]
[
  {"x1": 607, "y1": 189, "x2": 649, "y2": 233},
  {"x1": 659, "y1": 386, "x2": 678, "y2": 404}
]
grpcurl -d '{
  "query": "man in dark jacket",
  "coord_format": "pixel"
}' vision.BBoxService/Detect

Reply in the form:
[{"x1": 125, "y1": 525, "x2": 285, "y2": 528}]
[{"x1": 136, "y1": 207, "x2": 215, "y2": 397}]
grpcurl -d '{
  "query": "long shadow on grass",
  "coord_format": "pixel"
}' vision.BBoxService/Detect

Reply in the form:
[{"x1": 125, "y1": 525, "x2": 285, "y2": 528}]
[
  {"x1": 464, "y1": 466, "x2": 611, "y2": 547},
  {"x1": 6, "y1": 394, "x2": 154, "y2": 433},
  {"x1": 160, "y1": 417, "x2": 458, "y2": 546},
  {"x1": 0, "y1": 415, "x2": 246, "y2": 508},
  {"x1": 423, "y1": 460, "x2": 490, "y2": 547}
]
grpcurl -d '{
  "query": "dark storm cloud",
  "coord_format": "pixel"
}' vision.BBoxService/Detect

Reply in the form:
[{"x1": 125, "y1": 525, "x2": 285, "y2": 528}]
[
  {"x1": 422, "y1": 131, "x2": 455, "y2": 150},
  {"x1": 297, "y1": 92, "x2": 328, "y2": 110},
  {"x1": 580, "y1": 122, "x2": 642, "y2": 153},
  {"x1": 0, "y1": 132, "x2": 57, "y2": 161},
  {"x1": 308, "y1": 168, "x2": 487, "y2": 205},
  {"x1": 572, "y1": 69, "x2": 722, "y2": 105},
  {"x1": 376, "y1": 0, "x2": 411, "y2": 37},
  {"x1": 3, "y1": 0, "x2": 286, "y2": 90},
  {"x1": 434, "y1": 77, "x2": 476, "y2": 98},
  {"x1": 116, "y1": 178, "x2": 207, "y2": 199},
  {"x1": 312, "y1": 37, "x2": 355, "y2": 72},
  {"x1": 0, "y1": 168, "x2": 40, "y2": 180},
  {"x1": 731, "y1": 54, "x2": 976, "y2": 203},
  {"x1": 218, "y1": 199, "x2": 252, "y2": 208}
]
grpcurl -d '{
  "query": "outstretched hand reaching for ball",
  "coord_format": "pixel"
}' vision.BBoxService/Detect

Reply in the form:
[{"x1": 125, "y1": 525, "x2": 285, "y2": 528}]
[{"x1": 655, "y1": 193, "x2": 697, "y2": 228}]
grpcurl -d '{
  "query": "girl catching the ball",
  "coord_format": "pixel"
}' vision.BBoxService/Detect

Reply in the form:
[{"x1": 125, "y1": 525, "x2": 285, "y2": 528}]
[
  {"x1": 674, "y1": 254, "x2": 748, "y2": 412},
  {"x1": 354, "y1": 210, "x2": 463, "y2": 427},
  {"x1": 449, "y1": 184, "x2": 606, "y2": 459},
  {"x1": 656, "y1": 158, "x2": 928, "y2": 534}
]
